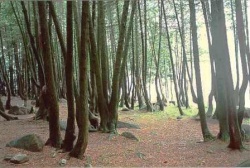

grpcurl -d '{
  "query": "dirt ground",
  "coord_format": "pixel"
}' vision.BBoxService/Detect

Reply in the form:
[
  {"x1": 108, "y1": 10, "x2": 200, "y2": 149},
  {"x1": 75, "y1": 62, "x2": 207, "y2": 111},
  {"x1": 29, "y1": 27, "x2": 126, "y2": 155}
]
[{"x1": 0, "y1": 96, "x2": 250, "y2": 167}]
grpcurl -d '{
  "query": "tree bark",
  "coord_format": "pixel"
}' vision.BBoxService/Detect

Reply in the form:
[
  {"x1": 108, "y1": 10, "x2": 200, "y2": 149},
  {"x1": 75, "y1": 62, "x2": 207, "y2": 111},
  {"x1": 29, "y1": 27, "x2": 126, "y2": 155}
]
[
  {"x1": 38, "y1": 1, "x2": 62, "y2": 148},
  {"x1": 108, "y1": 0, "x2": 130, "y2": 133},
  {"x1": 235, "y1": 0, "x2": 249, "y2": 132},
  {"x1": 69, "y1": 1, "x2": 89, "y2": 158},
  {"x1": 211, "y1": 0, "x2": 243, "y2": 149},
  {"x1": 189, "y1": 0, "x2": 214, "y2": 141},
  {"x1": 62, "y1": 1, "x2": 76, "y2": 152}
]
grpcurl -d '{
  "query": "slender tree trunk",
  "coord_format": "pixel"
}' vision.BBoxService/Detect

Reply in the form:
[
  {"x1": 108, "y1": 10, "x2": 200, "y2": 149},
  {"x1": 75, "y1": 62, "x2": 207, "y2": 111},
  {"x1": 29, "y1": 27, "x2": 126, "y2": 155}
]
[
  {"x1": 0, "y1": 31, "x2": 11, "y2": 110},
  {"x1": 38, "y1": 1, "x2": 62, "y2": 148},
  {"x1": 98, "y1": 1, "x2": 109, "y2": 102},
  {"x1": 119, "y1": 0, "x2": 137, "y2": 109},
  {"x1": 69, "y1": 1, "x2": 89, "y2": 158},
  {"x1": 235, "y1": 0, "x2": 249, "y2": 131},
  {"x1": 200, "y1": 0, "x2": 217, "y2": 117},
  {"x1": 21, "y1": 2, "x2": 44, "y2": 86},
  {"x1": 89, "y1": 6, "x2": 110, "y2": 133},
  {"x1": 189, "y1": 0, "x2": 214, "y2": 141},
  {"x1": 172, "y1": 0, "x2": 197, "y2": 105},
  {"x1": 62, "y1": 1, "x2": 76, "y2": 152},
  {"x1": 134, "y1": 11, "x2": 144, "y2": 108},
  {"x1": 138, "y1": 0, "x2": 153, "y2": 111},
  {"x1": 162, "y1": 0, "x2": 184, "y2": 115},
  {"x1": 108, "y1": 0, "x2": 130, "y2": 133},
  {"x1": 229, "y1": 0, "x2": 240, "y2": 105}
]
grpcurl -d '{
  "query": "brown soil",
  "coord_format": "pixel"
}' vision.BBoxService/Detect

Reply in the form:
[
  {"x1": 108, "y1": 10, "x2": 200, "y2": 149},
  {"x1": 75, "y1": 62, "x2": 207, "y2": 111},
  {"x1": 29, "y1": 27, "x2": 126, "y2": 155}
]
[{"x1": 0, "y1": 96, "x2": 250, "y2": 167}]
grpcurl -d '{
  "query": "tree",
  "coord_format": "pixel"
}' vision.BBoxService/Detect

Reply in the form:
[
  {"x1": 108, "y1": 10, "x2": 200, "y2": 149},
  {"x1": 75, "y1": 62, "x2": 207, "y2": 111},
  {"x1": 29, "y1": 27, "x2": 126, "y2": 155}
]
[
  {"x1": 38, "y1": 1, "x2": 62, "y2": 148},
  {"x1": 200, "y1": 0, "x2": 217, "y2": 118},
  {"x1": 138, "y1": 0, "x2": 153, "y2": 112},
  {"x1": 162, "y1": 0, "x2": 184, "y2": 116},
  {"x1": 235, "y1": 0, "x2": 249, "y2": 132},
  {"x1": 108, "y1": 0, "x2": 130, "y2": 133},
  {"x1": 69, "y1": 1, "x2": 89, "y2": 159},
  {"x1": 62, "y1": 1, "x2": 76, "y2": 152},
  {"x1": 189, "y1": 0, "x2": 214, "y2": 141},
  {"x1": 210, "y1": 0, "x2": 243, "y2": 149}
]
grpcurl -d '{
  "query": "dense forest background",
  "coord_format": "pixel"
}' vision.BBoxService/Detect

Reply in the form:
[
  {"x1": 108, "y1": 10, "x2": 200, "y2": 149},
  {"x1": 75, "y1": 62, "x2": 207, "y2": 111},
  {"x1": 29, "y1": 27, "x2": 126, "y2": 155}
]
[{"x1": 0, "y1": 0, "x2": 250, "y2": 160}]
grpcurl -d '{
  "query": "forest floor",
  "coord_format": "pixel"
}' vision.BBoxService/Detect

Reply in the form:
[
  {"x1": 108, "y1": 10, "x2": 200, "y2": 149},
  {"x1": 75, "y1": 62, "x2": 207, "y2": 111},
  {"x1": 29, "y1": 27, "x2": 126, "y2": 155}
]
[{"x1": 0, "y1": 96, "x2": 250, "y2": 167}]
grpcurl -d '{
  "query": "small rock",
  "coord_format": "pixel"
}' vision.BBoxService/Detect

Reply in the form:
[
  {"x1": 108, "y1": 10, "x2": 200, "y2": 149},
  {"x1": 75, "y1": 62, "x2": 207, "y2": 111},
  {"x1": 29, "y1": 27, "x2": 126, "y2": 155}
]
[
  {"x1": 136, "y1": 152, "x2": 145, "y2": 159},
  {"x1": 206, "y1": 150, "x2": 214, "y2": 154},
  {"x1": 84, "y1": 163, "x2": 92, "y2": 167},
  {"x1": 121, "y1": 132, "x2": 139, "y2": 141},
  {"x1": 3, "y1": 154, "x2": 15, "y2": 161},
  {"x1": 121, "y1": 107, "x2": 130, "y2": 111},
  {"x1": 177, "y1": 116, "x2": 182, "y2": 120},
  {"x1": 51, "y1": 152, "x2": 57, "y2": 158},
  {"x1": 59, "y1": 159, "x2": 67, "y2": 166},
  {"x1": 10, "y1": 153, "x2": 29, "y2": 164}
]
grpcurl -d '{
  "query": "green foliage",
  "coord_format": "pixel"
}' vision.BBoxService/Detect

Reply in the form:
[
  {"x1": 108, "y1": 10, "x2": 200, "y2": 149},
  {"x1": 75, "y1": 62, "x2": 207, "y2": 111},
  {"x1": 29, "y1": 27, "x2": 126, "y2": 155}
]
[{"x1": 0, "y1": 2, "x2": 22, "y2": 43}]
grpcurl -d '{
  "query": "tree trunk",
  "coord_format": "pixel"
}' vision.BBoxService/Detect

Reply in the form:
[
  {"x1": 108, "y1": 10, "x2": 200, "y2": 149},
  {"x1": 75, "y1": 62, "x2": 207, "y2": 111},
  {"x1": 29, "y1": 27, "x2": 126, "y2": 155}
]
[
  {"x1": 173, "y1": 0, "x2": 197, "y2": 106},
  {"x1": 138, "y1": 0, "x2": 153, "y2": 111},
  {"x1": 108, "y1": 0, "x2": 130, "y2": 133},
  {"x1": 211, "y1": 0, "x2": 243, "y2": 149},
  {"x1": 162, "y1": 0, "x2": 184, "y2": 116},
  {"x1": 62, "y1": 1, "x2": 76, "y2": 152},
  {"x1": 235, "y1": 0, "x2": 249, "y2": 132},
  {"x1": 189, "y1": 0, "x2": 214, "y2": 141},
  {"x1": 0, "y1": 31, "x2": 11, "y2": 110},
  {"x1": 200, "y1": 0, "x2": 217, "y2": 118},
  {"x1": 89, "y1": 5, "x2": 110, "y2": 133},
  {"x1": 69, "y1": 1, "x2": 89, "y2": 158},
  {"x1": 38, "y1": 1, "x2": 62, "y2": 148}
]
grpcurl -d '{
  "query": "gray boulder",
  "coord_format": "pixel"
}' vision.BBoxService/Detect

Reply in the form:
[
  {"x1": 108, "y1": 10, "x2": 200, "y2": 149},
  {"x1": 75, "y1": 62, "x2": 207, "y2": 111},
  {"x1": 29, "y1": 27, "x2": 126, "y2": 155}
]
[
  {"x1": 242, "y1": 124, "x2": 250, "y2": 135},
  {"x1": 6, "y1": 134, "x2": 44, "y2": 152},
  {"x1": 8, "y1": 106, "x2": 31, "y2": 115},
  {"x1": 10, "y1": 153, "x2": 29, "y2": 164},
  {"x1": 237, "y1": 159, "x2": 250, "y2": 167},
  {"x1": 60, "y1": 120, "x2": 67, "y2": 131}
]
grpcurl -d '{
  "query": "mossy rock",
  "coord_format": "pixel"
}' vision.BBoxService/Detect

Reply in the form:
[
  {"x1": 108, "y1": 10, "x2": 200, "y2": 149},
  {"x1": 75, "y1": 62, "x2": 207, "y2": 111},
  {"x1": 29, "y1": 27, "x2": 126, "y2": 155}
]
[
  {"x1": 121, "y1": 132, "x2": 139, "y2": 141},
  {"x1": 6, "y1": 134, "x2": 44, "y2": 152}
]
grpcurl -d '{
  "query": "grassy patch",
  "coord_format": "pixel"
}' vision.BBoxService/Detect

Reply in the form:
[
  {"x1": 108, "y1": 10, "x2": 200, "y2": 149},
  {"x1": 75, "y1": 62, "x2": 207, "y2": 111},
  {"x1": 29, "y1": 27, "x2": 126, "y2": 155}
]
[{"x1": 134, "y1": 106, "x2": 198, "y2": 121}]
